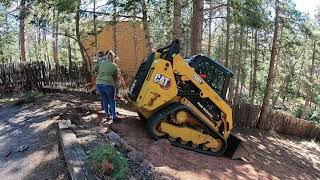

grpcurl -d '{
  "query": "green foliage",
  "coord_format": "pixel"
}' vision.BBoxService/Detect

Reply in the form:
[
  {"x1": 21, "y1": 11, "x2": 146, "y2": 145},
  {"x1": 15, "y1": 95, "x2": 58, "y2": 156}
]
[
  {"x1": 231, "y1": 0, "x2": 266, "y2": 29},
  {"x1": 295, "y1": 105, "x2": 320, "y2": 123},
  {"x1": 294, "y1": 104, "x2": 303, "y2": 118},
  {"x1": 23, "y1": 90, "x2": 43, "y2": 101},
  {"x1": 87, "y1": 143, "x2": 128, "y2": 180}
]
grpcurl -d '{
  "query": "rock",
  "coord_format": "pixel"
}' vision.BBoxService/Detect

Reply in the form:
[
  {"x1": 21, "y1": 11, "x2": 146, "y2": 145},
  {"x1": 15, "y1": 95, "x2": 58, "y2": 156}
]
[
  {"x1": 106, "y1": 131, "x2": 121, "y2": 142},
  {"x1": 106, "y1": 131, "x2": 162, "y2": 180},
  {"x1": 128, "y1": 151, "x2": 144, "y2": 163},
  {"x1": 106, "y1": 131, "x2": 131, "y2": 152}
]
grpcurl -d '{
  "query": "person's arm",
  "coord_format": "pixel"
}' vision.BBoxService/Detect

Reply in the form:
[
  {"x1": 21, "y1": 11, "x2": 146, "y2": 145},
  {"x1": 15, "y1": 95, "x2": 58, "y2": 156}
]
[
  {"x1": 113, "y1": 64, "x2": 120, "y2": 82},
  {"x1": 91, "y1": 63, "x2": 99, "y2": 75}
]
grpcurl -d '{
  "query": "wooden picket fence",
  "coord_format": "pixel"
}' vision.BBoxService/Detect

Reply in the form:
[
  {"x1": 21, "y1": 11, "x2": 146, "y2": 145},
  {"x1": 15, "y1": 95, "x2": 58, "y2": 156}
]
[
  {"x1": 233, "y1": 104, "x2": 320, "y2": 141},
  {"x1": 0, "y1": 61, "x2": 89, "y2": 92}
]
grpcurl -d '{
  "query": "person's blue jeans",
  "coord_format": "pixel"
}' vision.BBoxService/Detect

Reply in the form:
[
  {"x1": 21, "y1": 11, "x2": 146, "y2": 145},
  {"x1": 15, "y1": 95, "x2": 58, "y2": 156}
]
[{"x1": 96, "y1": 84, "x2": 116, "y2": 119}]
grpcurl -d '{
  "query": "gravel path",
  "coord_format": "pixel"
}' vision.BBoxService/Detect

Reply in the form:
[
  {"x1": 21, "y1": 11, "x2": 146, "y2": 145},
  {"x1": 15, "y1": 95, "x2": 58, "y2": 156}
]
[{"x1": 0, "y1": 99, "x2": 69, "y2": 180}]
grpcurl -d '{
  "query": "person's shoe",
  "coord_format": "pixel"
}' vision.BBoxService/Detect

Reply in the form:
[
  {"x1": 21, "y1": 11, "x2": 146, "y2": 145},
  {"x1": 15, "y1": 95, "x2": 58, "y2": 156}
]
[{"x1": 111, "y1": 117, "x2": 122, "y2": 124}]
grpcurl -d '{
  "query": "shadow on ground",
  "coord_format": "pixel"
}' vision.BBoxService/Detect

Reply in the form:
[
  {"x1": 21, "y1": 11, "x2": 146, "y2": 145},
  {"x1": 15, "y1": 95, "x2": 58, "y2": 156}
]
[{"x1": 0, "y1": 95, "x2": 71, "y2": 180}]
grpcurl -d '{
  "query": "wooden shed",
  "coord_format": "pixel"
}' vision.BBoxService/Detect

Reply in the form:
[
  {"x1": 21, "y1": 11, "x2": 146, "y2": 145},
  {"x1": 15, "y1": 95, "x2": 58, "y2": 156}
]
[{"x1": 84, "y1": 22, "x2": 147, "y2": 78}]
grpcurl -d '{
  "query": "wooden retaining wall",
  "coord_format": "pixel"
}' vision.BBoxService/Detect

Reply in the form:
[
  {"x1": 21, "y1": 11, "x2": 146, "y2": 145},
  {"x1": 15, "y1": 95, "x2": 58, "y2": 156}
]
[{"x1": 233, "y1": 104, "x2": 320, "y2": 141}]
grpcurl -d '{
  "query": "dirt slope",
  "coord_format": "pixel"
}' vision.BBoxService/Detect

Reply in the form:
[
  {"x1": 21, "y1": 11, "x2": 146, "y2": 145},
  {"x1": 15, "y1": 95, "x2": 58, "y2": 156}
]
[{"x1": 111, "y1": 117, "x2": 320, "y2": 180}]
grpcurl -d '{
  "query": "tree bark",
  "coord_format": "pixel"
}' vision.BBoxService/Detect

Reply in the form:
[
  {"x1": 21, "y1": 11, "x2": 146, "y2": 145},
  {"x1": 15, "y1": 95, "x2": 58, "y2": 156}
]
[
  {"x1": 250, "y1": 29, "x2": 259, "y2": 105},
  {"x1": 68, "y1": 36, "x2": 72, "y2": 74},
  {"x1": 19, "y1": 0, "x2": 27, "y2": 62},
  {"x1": 297, "y1": 41, "x2": 306, "y2": 94},
  {"x1": 224, "y1": 0, "x2": 231, "y2": 67},
  {"x1": 43, "y1": 30, "x2": 50, "y2": 63},
  {"x1": 234, "y1": 27, "x2": 244, "y2": 103},
  {"x1": 76, "y1": 0, "x2": 89, "y2": 73},
  {"x1": 301, "y1": 41, "x2": 316, "y2": 119},
  {"x1": 112, "y1": 0, "x2": 118, "y2": 54},
  {"x1": 207, "y1": 0, "x2": 213, "y2": 57},
  {"x1": 191, "y1": 0, "x2": 204, "y2": 55},
  {"x1": 52, "y1": 9, "x2": 59, "y2": 69},
  {"x1": 228, "y1": 26, "x2": 238, "y2": 102},
  {"x1": 173, "y1": 0, "x2": 182, "y2": 40},
  {"x1": 141, "y1": 0, "x2": 152, "y2": 53},
  {"x1": 93, "y1": 0, "x2": 98, "y2": 60},
  {"x1": 257, "y1": 0, "x2": 280, "y2": 127},
  {"x1": 132, "y1": 9, "x2": 140, "y2": 70}
]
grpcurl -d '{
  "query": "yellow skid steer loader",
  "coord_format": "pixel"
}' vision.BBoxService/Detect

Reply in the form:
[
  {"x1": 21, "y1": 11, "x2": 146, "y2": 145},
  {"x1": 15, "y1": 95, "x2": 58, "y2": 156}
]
[{"x1": 128, "y1": 40, "x2": 250, "y2": 159}]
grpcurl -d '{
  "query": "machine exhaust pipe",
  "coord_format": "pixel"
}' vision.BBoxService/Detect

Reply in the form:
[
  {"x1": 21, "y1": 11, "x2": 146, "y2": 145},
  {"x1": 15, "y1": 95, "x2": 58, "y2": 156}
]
[{"x1": 224, "y1": 134, "x2": 251, "y2": 160}]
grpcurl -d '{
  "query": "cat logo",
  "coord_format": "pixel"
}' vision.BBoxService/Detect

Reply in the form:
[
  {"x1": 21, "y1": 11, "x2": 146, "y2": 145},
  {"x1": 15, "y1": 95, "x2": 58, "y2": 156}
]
[{"x1": 154, "y1": 74, "x2": 171, "y2": 89}]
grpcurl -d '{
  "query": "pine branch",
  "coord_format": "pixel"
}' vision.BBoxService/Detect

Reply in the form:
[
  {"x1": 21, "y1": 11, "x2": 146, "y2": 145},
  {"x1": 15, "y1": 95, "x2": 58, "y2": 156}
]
[{"x1": 79, "y1": 10, "x2": 143, "y2": 19}]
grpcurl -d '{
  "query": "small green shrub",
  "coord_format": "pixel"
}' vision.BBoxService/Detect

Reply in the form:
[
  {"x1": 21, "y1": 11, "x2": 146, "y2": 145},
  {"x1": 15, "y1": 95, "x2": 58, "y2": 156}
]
[
  {"x1": 87, "y1": 143, "x2": 128, "y2": 180},
  {"x1": 24, "y1": 90, "x2": 43, "y2": 101},
  {"x1": 294, "y1": 104, "x2": 303, "y2": 118}
]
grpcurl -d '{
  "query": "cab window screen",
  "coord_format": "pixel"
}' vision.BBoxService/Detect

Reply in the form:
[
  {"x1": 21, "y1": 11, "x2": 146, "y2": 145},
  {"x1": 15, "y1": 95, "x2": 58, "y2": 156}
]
[{"x1": 194, "y1": 61, "x2": 226, "y2": 96}]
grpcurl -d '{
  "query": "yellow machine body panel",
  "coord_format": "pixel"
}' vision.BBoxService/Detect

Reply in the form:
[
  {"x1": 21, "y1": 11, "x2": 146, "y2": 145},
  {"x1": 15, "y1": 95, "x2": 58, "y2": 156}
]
[{"x1": 135, "y1": 58, "x2": 178, "y2": 111}]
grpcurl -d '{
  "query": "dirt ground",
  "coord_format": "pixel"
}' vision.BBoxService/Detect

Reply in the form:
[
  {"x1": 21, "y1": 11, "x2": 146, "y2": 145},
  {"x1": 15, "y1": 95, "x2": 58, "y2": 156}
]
[
  {"x1": 111, "y1": 112, "x2": 320, "y2": 180},
  {"x1": 60, "y1": 93, "x2": 320, "y2": 180},
  {"x1": 0, "y1": 95, "x2": 70, "y2": 180},
  {"x1": 69, "y1": 93, "x2": 319, "y2": 180},
  {"x1": 2, "y1": 93, "x2": 319, "y2": 180}
]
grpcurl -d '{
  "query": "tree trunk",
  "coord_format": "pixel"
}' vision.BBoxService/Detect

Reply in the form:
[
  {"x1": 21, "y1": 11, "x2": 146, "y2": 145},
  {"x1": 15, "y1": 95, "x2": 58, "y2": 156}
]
[
  {"x1": 224, "y1": 0, "x2": 231, "y2": 67},
  {"x1": 207, "y1": 0, "x2": 213, "y2": 57},
  {"x1": 132, "y1": 9, "x2": 140, "y2": 71},
  {"x1": 112, "y1": 0, "x2": 118, "y2": 54},
  {"x1": 234, "y1": 27, "x2": 244, "y2": 103},
  {"x1": 52, "y1": 9, "x2": 59, "y2": 69},
  {"x1": 173, "y1": 0, "x2": 182, "y2": 40},
  {"x1": 68, "y1": 36, "x2": 72, "y2": 73},
  {"x1": 191, "y1": 0, "x2": 204, "y2": 55},
  {"x1": 301, "y1": 41, "x2": 316, "y2": 119},
  {"x1": 141, "y1": 0, "x2": 152, "y2": 53},
  {"x1": 250, "y1": 29, "x2": 259, "y2": 105},
  {"x1": 93, "y1": 0, "x2": 98, "y2": 60},
  {"x1": 43, "y1": 30, "x2": 49, "y2": 63},
  {"x1": 228, "y1": 26, "x2": 238, "y2": 102},
  {"x1": 297, "y1": 42, "x2": 306, "y2": 94},
  {"x1": 19, "y1": 0, "x2": 27, "y2": 62},
  {"x1": 257, "y1": 0, "x2": 280, "y2": 127},
  {"x1": 271, "y1": 46, "x2": 282, "y2": 108},
  {"x1": 76, "y1": 0, "x2": 89, "y2": 73}
]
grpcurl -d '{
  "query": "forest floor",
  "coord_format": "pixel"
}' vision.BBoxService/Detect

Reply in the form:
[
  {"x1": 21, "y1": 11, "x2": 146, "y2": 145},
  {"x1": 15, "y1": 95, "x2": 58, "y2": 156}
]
[{"x1": 0, "y1": 93, "x2": 319, "y2": 179}]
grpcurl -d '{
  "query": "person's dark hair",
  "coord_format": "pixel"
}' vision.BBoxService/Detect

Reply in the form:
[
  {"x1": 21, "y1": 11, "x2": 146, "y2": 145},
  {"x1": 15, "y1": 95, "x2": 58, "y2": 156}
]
[{"x1": 98, "y1": 51, "x2": 105, "y2": 58}]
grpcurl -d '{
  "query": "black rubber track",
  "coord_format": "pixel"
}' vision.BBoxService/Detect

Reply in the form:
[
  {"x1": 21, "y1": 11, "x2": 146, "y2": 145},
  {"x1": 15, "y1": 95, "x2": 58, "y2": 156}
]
[{"x1": 146, "y1": 103, "x2": 227, "y2": 156}]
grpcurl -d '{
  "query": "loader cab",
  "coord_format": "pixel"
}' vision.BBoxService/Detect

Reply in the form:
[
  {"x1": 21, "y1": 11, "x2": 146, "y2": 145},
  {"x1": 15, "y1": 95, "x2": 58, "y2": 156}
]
[{"x1": 187, "y1": 55, "x2": 234, "y2": 99}]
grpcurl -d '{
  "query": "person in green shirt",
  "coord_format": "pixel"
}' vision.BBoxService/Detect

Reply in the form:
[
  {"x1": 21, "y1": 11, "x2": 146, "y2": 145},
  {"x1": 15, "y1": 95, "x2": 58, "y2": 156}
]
[{"x1": 92, "y1": 51, "x2": 119, "y2": 121}]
